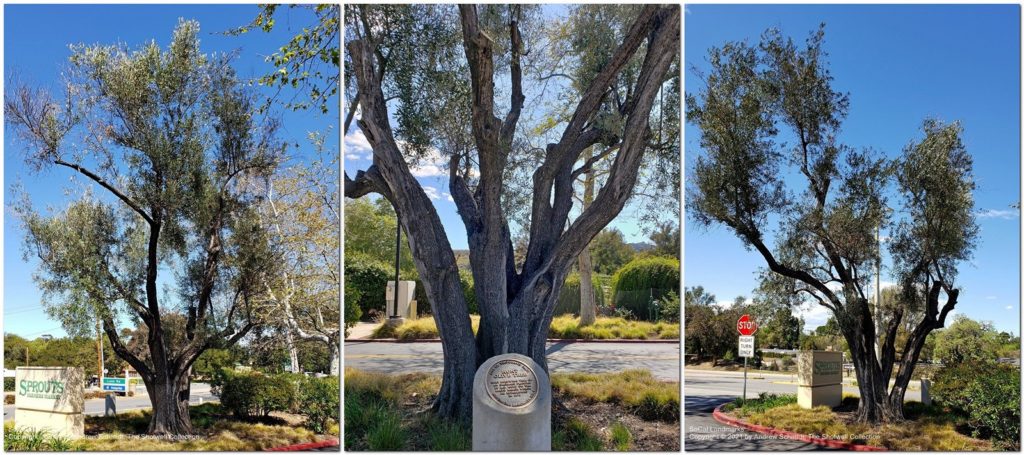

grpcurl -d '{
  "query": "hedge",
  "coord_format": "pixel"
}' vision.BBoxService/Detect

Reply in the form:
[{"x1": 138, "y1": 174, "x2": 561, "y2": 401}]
[
  {"x1": 554, "y1": 272, "x2": 606, "y2": 316},
  {"x1": 218, "y1": 370, "x2": 297, "y2": 418},
  {"x1": 216, "y1": 370, "x2": 340, "y2": 432},
  {"x1": 299, "y1": 376, "x2": 340, "y2": 433},
  {"x1": 933, "y1": 362, "x2": 1020, "y2": 449},
  {"x1": 344, "y1": 253, "x2": 392, "y2": 320},
  {"x1": 610, "y1": 256, "x2": 680, "y2": 321}
]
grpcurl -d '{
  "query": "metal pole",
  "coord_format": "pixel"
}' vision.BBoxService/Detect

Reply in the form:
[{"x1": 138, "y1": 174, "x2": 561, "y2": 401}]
[
  {"x1": 743, "y1": 356, "x2": 748, "y2": 402},
  {"x1": 392, "y1": 211, "x2": 401, "y2": 319}
]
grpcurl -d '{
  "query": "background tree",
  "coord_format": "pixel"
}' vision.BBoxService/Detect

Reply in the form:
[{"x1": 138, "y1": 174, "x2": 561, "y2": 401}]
[
  {"x1": 345, "y1": 4, "x2": 679, "y2": 421},
  {"x1": 687, "y1": 25, "x2": 978, "y2": 422},
  {"x1": 648, "y1": 222, "x2": 680, "y2": 259},
  {"x1": 590, "y1": 228, "x2": 636, "y2": 274},
  {"x1": 6, "y1": 20, "x2": 281, "y2": 435},
  {"x1": 257, "y1": 146, "x2": 341, "y2": 375},
  {"x1": 932, "y1": 315, "x2": 1002, "y2": 365}
]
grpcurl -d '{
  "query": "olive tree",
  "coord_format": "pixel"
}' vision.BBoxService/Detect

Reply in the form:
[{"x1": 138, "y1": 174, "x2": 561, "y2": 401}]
[
  {"x1": 345, "y1": 4, "x2": 679, "y2": 421},
  {"x1": 686, "y1": 26, "x2": 978, "y2": 422},
  {"x1": 6, "y1": 20, "x2": 281, "y2": 434}
]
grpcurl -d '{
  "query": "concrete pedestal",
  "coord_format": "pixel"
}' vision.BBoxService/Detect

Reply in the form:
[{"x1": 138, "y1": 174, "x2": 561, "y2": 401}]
[
  {"x1": 797, "y1": 383, "x2": 842, "y2": 409},
  {"x1": 472, "y1": 354, "x2": 551, "y2": 451},
  {"x1": 797, "y1": 351, "x2": 843, "y2": 409}
]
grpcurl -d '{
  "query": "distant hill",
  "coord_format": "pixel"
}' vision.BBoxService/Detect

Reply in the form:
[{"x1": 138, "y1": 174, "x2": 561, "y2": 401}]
[{"x1": 628, "y1": 242, "x2": 655, "y2": 252}]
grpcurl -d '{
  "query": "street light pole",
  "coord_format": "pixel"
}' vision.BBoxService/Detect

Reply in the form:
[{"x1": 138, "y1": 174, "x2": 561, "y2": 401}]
[{"x1": 392, "y1": 211, "x2": 401, "y2": 320}]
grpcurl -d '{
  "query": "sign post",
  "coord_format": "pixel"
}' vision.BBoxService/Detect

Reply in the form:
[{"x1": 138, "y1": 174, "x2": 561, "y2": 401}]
[{"x1": 736, "y1": 314, "x2": 758, "y2": 402}]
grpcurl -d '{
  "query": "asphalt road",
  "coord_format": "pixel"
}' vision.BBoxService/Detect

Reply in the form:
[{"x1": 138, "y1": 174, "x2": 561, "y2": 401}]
[
  {"x1": 4, "y1": 382, "x2": 216, "y2": 422},
  {"x1": 684, "y1": 369, "x2": 922, "y2": 451},
  {"x1": 344, "y1": 340, "x2": 681, "y2": 381}
]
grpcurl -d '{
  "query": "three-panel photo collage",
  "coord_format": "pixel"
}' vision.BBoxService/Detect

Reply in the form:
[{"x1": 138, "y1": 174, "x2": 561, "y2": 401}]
[{"x1": 1, "y1": 1, "x2": 1021, "y2": 453}]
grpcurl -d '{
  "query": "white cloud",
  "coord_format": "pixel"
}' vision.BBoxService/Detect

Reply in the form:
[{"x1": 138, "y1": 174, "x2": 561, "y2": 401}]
[
  {"x1": 986, "y1": 295, "x2": 998, "y2": 300},
  {"x1": 977, "y1": 208, "x2": 1020, "y2": 219},
  {"x1": 443, "y1": 192, "x2": 454, "y2": 202},
  {"x1": 1006, "y1": 305, "x2": 1014, "y2": 310},
  {"x1": 405, "y1": 145, "x2": 448, "y2": 177},
  {"x1": 796, "y1": 304, "x2": 832, "y2": 332},
  {"x1": 344, "y1": 129, "x2": 372, "y2": 154},
  {"x1": 422, "y1": 186, "x2": 441, "y2": 200}
]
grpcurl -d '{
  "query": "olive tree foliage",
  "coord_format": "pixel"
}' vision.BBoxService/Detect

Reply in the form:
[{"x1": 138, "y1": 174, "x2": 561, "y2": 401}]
[
  {"x1": 6, "y1": 20, "x2": 283, "y2": 434},
  {"x1": 686, "y1": 25, "x2": 978, "y2": 423},
  {"x1": 345, "y1": 4, "x2": 679, "y2": 421},
  {"x1": 229, "y1": 4, "x2": 340, "y2": 114}
]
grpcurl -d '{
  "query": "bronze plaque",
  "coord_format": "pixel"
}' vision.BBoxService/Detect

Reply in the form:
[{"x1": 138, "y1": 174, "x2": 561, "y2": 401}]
[{"x1": 485, "y1": 358, "x2": 539, "y2": 408}]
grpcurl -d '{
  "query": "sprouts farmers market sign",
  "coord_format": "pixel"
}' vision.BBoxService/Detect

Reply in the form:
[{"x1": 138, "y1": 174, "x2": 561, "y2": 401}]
[
  {"x1": 14, "y1": 367, "x2": 85, "y2": 438},
  {"x1": 19, "y1": 378, "x2": 67, "y2": 399}
]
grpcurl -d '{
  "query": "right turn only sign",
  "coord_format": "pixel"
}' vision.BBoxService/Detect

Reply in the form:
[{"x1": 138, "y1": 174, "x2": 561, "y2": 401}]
[{"x1": 738, "y1": 336, "x2": 754, "y2": 358}]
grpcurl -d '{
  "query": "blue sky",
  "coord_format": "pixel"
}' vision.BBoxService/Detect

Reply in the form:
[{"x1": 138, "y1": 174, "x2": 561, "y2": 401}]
[
  {"x1": 4, "y1": 4, "x2": 338, "y2": 338},
  {"x1": 343, "y1": 4, "x2": 677, "y2": 251},
  {"x1": 685, "y1": 4, "x2": 1021, "y2": 334}
]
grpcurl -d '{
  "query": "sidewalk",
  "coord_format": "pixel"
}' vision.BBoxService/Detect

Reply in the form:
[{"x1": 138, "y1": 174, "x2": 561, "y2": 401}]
[{"x1": 345, "y1": 322, "x2": 379, "y2": 340}]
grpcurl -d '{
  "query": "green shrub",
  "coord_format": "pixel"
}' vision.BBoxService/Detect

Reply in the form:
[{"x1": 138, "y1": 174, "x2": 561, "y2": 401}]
[
  {"x1": 344, "y1": 282, "x2": 363, "y2": 335},
  {"x1": 4, "y1": 377, "x2": 14, "y2": 392},
  {"x1": 554, "y1": 272, "x2": 607, "y2": 316},
  {"x1": 935, "y1": 362, "x2": 1020, "y2": 449},
  {"x1": 344, "y1": 253, "x2": 392, "y2": 319},
  {"x1": 966, "y1": 369, "x2": 1020, "y2": 448},
  {"x1": 611, "y1": 256, "x2": 679, "y2": 321},
  {"x1": 218, "y1": 370, "x2": 297, "y2": 418},
  {"x1": 659, "y1": 291, "x2": 680, "y2": 322},
  {"x1": 931, "y1": 363, "x2": 975, "y2": 415},
  {"x1": 730, "y1": 393, "x2": 797, "y2": 415},
  {"x1": 298, "y1": 376, "x2": 340, "y2": 433}
]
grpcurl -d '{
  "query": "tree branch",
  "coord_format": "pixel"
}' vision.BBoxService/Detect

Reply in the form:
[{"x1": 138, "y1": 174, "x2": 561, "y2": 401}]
[{"x1": 54, "y1": 160, "x2": 154, "y2": 225}]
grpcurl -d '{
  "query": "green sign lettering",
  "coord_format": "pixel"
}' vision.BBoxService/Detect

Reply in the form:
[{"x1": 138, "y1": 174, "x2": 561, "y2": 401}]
[
  {"x1": 813, "y1": 361, "x2": 841, "y2": 376},
  {"x1": 16, "y1": 379, "x2": 66, "y2": 399}
]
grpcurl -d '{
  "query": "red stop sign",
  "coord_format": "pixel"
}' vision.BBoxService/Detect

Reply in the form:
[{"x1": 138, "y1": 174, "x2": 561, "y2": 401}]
[{"x1": 737, "y1": 314, "x2": 758, "y2": 336}]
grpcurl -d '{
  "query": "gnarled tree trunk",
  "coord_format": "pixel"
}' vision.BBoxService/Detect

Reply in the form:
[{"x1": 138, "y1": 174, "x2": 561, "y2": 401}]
[{"x1": 346, "y1": 5, "x2": 680, "y2": 423}]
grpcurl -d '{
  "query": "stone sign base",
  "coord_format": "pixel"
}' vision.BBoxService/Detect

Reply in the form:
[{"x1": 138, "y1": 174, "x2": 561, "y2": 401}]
[
  {"x1": 797, "y1": 383, "x2": 841, "y2": 409},
  {"x1": 14, "y1": 409, "x2": 84, "y2": 438}
]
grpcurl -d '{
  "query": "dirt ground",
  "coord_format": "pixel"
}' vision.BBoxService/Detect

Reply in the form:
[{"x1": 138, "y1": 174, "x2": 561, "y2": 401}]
[{"x1": 553, "y1": 395, "x2": 680, "y2": 451}]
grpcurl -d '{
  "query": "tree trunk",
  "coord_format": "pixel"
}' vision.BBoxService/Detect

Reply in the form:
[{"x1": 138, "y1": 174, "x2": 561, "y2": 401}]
[
  {"x1": 145, "y1": 369, "x2": 193, "y2": 435},
  {"x1": 285, "y1": 327, "x2": 300, "y2": 373},
  {"x1": 328, "y1": 340, "x2": 340, "y2": 376}
]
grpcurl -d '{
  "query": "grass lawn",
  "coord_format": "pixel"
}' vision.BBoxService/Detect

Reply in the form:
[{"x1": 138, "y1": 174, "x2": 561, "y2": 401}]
[
  {"x1": 723, "y1": 393, "x2": 994, "y2": 451},
  {"x1": 344, "y1": 367, "x2": 680, "y2": 451},
  {"x1": 371, "y1": 315, "x2": 679, "y2": 340},
  {"x1": 4, "y1": 403, "x2": 335, "y2": 451}
]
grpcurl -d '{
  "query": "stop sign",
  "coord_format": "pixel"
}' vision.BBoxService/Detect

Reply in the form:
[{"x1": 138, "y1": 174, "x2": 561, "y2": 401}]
[{"x1": 737, "y1": 314, "x2": 758, "y2": 336}]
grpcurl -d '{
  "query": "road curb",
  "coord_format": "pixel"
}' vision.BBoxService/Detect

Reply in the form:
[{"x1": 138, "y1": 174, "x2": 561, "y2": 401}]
[
  {"x1": 345, "y1": 337, "x2": 679, "y2": 343},
  {"x1": 264, "y1": 438, "x2": 339, "y2": 451},
  {"x1": 712, "y1": 403, "x2": 888, "y2": 451}
]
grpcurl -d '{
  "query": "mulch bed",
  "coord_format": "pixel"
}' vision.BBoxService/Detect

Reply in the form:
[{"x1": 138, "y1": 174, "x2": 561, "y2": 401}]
[{"x1": 553, "y1": 395, "x2": 680, "y2": 451}]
